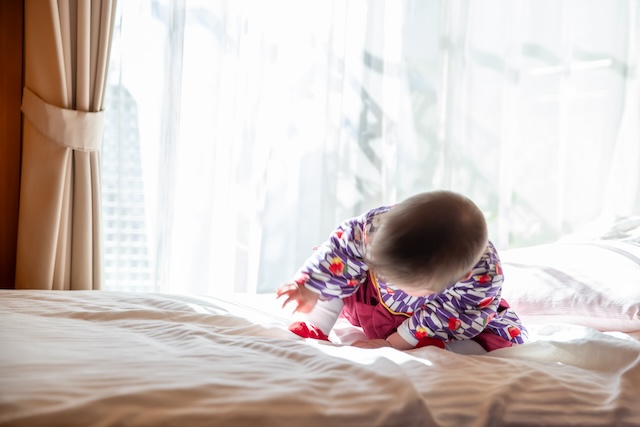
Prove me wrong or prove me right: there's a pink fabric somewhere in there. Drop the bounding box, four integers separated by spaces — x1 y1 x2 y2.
472 331 513 351
340 274 406 340
340 273 514 352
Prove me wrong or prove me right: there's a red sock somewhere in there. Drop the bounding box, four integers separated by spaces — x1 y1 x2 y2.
415 336 446 349
288 321 330 342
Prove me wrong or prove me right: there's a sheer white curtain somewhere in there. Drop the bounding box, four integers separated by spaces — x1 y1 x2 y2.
102 0 640 294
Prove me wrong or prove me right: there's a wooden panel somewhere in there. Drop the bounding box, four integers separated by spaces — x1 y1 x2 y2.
0 0 24 289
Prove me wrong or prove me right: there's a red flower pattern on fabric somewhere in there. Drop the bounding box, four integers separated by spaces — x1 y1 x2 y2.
448 318 462 330
328 257 345 276
508 326 521 338
415 326 428 340
478 296 494 309
475 274 491 284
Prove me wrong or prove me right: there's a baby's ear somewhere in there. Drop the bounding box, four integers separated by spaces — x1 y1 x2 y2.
460 271 473 281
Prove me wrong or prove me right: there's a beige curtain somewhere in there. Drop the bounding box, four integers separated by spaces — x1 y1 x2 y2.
15 0 116 290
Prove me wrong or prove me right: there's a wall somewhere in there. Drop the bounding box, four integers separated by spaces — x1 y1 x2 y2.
0 1 24 289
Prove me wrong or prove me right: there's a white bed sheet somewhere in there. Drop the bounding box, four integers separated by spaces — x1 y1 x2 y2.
1 290 639 427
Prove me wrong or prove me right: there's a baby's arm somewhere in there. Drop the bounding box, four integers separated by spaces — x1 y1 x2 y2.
293 211 375 300
385 332 415 350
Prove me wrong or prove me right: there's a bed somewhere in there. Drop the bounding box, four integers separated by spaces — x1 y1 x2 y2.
2 219 640 427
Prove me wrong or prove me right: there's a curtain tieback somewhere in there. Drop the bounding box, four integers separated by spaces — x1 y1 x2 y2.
20 87 104 152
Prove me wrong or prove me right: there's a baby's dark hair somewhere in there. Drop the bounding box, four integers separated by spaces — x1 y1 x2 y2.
367 191 488 292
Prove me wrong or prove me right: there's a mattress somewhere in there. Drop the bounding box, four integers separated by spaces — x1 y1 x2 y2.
1 289 639 427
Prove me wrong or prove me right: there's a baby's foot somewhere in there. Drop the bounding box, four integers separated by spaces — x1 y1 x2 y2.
288 321 330 342
415 336 446 349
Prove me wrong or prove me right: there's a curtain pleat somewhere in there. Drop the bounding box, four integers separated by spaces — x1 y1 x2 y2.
15 0 116 290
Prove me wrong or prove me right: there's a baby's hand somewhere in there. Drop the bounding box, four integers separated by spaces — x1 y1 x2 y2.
276 281 320 313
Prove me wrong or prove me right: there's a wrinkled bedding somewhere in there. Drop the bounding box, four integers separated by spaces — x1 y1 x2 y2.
1 290 639 427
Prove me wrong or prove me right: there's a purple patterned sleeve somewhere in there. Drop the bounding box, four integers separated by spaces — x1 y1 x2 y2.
294 212 372 300
397 242 514 346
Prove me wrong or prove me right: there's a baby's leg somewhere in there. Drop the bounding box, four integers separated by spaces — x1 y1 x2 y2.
301 298 344 334
289 298 344 341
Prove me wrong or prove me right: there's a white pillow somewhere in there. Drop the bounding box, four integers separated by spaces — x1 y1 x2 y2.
500 241 640 332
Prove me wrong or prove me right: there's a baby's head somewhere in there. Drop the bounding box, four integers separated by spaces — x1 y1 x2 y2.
367 191 488 295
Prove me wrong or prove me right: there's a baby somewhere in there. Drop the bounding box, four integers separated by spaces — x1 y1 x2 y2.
277 190 527 351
